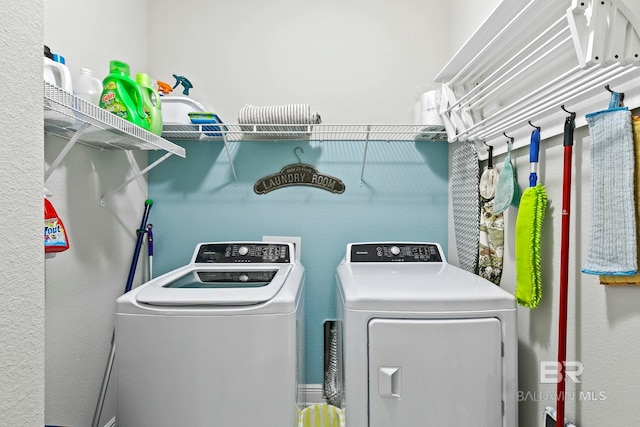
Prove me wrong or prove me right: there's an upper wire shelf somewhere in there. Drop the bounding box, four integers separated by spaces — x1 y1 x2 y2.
44 81 185 156
162 123 448 142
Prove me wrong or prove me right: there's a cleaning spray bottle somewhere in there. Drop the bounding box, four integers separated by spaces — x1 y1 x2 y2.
136 73 163 135
44 198 70 253
99 60 148 130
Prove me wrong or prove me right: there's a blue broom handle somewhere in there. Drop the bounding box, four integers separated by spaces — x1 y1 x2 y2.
529 129 540 187
124 199 153 293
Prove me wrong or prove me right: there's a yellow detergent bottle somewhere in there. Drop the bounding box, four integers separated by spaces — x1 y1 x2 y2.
99 60 148 130
136 73 163 136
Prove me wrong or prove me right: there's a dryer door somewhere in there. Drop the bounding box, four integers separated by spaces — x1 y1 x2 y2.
368 318 503 427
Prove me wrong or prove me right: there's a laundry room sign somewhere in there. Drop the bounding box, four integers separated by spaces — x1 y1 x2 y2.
254 163 345 194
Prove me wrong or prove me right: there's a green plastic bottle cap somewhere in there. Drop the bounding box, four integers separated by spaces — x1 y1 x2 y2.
110 60 130 75
136 73 151 86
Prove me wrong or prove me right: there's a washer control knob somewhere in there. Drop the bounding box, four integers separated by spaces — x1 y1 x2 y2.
239 274 249 282
390 246 401 256
238 246 249 256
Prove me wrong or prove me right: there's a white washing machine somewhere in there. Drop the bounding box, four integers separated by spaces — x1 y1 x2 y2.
115 242 305 427
336 242 517 427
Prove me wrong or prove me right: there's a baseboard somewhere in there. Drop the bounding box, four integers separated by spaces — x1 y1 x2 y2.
104 417 116 427
301 383 327 406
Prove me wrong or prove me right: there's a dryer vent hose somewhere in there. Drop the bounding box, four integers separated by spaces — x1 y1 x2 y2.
324 323 342 408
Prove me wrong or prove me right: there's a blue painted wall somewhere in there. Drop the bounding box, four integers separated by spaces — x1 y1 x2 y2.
148 138 449 383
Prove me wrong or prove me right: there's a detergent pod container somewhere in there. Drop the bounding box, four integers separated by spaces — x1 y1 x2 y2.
44 198 70 254
161 96 206 125
99 60 148 130
136 73 163 136
44 45 75 126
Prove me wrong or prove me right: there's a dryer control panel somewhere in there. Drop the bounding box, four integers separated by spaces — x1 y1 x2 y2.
348 243 443 263
193 243 291 263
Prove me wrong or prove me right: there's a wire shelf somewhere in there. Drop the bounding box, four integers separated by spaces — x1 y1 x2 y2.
44 81 185 157
162 123 448 142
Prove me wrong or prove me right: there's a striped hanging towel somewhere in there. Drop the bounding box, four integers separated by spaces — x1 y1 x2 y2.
600 116 640 283
582 107 637 276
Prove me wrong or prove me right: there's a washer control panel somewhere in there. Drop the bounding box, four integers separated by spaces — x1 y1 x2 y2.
194 243 291 263
348 243 443 263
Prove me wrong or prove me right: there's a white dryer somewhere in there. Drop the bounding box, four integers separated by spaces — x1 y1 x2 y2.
116 242 305 427
336 242 517 427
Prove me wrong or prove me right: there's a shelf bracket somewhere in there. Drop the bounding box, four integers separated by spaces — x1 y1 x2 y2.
100 152 174 206
360 125 371 184
45 123 92 182
221 132 238 183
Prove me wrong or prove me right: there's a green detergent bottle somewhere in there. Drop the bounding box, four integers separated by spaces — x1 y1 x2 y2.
99 60 148 130
136 73 163 136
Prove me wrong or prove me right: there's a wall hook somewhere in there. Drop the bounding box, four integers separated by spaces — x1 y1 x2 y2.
294 147 304 163
503 132 514 143
561 105 576 118
605 84 625 105
560 105 575 115
528 120 541 131
483 141 494 168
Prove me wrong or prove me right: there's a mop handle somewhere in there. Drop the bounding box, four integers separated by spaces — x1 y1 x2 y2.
529 128 540 187
563 113 575 147
147 224 153 257
124 199 153 293
147 224 154 280
556 113 575 427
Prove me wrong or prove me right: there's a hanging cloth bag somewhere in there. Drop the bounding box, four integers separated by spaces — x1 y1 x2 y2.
478 145 504 285
493 140 521 214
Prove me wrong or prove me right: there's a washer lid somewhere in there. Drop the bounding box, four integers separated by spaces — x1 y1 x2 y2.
337 263 515 311
136 264 292 306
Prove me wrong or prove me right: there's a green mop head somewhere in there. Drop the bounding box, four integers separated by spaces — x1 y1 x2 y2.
515 184 548 308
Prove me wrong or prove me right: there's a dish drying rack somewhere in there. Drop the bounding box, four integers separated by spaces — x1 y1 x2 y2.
435 0 640 158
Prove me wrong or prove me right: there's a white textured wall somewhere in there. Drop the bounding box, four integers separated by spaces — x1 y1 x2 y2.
0 2 45 426
44 0 149 425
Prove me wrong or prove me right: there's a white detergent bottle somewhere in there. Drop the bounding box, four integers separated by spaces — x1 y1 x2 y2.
74 68 102 105
44 54 73 93
43 47 75 125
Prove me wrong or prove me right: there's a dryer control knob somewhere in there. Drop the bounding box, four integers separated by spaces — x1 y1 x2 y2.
239 274 249 282
238 246 249 256
390 246 401 256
